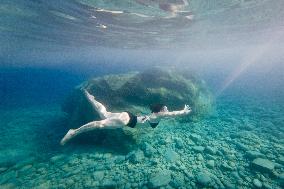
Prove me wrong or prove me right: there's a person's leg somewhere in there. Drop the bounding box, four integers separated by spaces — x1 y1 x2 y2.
60 116 127 145
60 120 106 145
83 90 110 119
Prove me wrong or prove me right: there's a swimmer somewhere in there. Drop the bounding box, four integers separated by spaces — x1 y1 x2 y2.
147 103 191 128
60 90 191 145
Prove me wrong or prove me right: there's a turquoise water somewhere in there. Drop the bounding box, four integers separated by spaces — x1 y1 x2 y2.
0 66 283 188
1 0 284 188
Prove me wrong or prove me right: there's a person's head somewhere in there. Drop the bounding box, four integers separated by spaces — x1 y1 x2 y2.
150 103 168 113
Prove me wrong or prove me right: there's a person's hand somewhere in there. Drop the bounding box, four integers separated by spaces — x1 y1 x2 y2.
183 104 192 114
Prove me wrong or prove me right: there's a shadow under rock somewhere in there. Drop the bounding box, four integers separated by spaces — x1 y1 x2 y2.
34 114 137 157
68 129 138 155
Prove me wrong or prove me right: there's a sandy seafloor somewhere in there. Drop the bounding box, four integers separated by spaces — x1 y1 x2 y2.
0 85 283 189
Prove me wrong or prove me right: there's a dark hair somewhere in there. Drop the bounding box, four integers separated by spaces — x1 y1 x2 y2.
150 103 165 113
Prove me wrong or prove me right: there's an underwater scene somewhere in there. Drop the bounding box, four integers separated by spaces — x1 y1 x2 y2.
1 0 284 188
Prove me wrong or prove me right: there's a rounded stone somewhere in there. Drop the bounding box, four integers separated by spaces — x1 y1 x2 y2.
196 172 211 186
206 160 215 168
149 170 172 188
253 179 262 188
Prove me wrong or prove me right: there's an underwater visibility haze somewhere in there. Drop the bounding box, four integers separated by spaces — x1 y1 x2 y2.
0 0 284 188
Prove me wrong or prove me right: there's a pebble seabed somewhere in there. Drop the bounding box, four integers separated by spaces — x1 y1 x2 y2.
0 96 283 189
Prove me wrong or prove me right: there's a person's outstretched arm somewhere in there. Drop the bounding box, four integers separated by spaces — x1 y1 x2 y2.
137 115 150 124
156 105 191 118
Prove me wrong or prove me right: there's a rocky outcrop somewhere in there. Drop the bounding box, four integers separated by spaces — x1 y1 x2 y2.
62 68 213 128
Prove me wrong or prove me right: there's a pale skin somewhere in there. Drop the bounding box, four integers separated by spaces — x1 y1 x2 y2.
60 90 191 145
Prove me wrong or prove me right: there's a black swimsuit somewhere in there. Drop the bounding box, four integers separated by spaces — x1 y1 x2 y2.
125 111 159 129
149 121 159 128
125 111 137 128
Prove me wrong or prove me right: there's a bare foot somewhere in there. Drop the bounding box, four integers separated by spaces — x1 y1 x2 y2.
60 129 76 145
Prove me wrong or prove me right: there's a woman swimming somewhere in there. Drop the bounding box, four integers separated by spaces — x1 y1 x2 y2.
147 103 191 128
60 90 191 145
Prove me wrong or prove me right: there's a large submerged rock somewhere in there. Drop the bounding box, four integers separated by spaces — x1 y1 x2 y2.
62 68 212 127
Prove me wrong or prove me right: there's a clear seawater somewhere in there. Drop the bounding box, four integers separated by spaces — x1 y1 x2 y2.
1 0 284 189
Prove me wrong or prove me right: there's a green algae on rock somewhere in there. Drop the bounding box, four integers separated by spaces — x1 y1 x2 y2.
62 68 213 127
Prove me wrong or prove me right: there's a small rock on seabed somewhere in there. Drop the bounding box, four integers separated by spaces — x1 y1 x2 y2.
252 158 275 173
149 170 172 188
